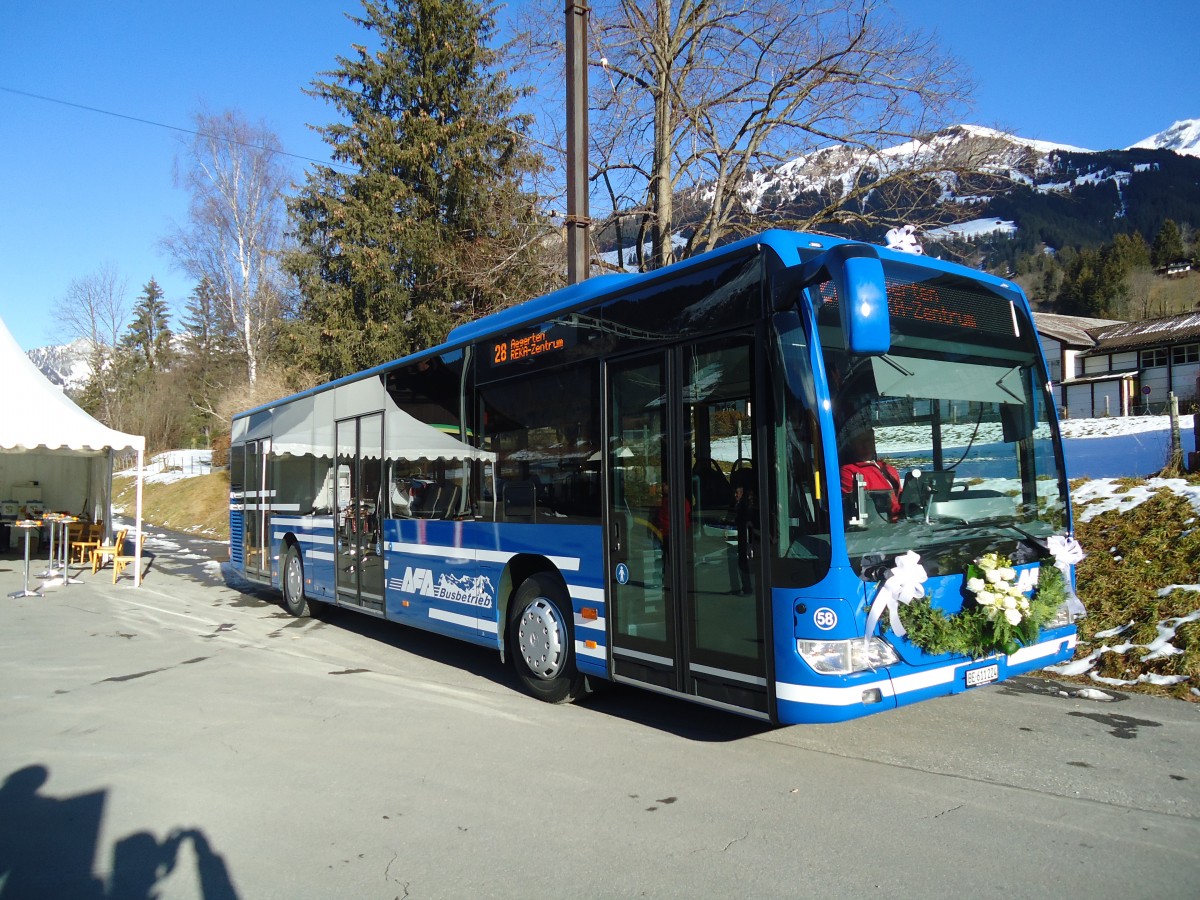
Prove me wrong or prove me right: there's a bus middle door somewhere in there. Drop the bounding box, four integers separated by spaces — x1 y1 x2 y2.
335 413 384 613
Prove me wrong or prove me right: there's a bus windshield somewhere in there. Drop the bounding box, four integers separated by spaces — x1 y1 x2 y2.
818 266 1069 576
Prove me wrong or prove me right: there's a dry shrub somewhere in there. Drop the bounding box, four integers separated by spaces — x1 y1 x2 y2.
210 364 324 451
113 472 231 540
1073 481 1200 700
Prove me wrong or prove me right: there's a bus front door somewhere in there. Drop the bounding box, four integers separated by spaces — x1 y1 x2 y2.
335 414 384 613
608 354 679 691
607 337 769 716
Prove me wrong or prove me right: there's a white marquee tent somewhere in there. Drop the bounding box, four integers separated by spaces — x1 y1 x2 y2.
0 316 145 586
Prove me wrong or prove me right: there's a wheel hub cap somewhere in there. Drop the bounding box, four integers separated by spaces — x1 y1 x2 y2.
517 598 566 680
286 555 303 600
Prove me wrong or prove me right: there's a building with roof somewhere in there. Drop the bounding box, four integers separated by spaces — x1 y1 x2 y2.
1034 311 1200 418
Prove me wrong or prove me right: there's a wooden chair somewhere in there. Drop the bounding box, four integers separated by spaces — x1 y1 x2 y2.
112 533 148 583
70 523 103 565
91 528 129 574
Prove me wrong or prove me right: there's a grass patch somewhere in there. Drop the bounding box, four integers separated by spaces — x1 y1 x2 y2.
1072 476 1200 701
113 472 230 540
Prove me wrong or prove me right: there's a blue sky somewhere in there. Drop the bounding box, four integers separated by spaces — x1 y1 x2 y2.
1 0 1195 351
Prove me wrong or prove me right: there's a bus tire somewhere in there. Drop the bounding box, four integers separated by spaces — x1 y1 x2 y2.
281 544 311 618
509 573 584 704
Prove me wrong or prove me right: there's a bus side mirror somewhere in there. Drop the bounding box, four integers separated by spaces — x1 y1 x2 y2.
780 243 891 355
1000 403 1031 443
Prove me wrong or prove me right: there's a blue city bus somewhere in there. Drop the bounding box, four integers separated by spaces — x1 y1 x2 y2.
229 229 1081 724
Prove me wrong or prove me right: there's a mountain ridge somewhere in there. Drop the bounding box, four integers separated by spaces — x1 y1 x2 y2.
1129 118 1200 156
728 119 1200 265
27 339 92 393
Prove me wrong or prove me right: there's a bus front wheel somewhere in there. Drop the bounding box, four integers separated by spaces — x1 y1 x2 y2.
281 544 311 618
509 573 584 704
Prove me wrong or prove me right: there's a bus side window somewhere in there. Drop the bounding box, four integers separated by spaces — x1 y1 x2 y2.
383 351 471 520
478 364 601 526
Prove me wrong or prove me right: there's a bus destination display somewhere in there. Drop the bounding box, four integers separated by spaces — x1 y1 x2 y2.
492 330 565 365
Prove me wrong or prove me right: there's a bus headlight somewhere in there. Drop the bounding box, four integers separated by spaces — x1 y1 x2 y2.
797 638 900 675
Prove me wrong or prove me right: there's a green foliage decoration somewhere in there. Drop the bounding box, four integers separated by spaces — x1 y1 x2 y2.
893 557 1067 659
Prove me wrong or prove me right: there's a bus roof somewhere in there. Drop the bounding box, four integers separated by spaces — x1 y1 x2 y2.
233 229 1022 421
441 229 829 346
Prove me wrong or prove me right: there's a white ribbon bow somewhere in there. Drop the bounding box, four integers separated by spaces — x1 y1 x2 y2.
865 551 928 638
1047 533 1087 618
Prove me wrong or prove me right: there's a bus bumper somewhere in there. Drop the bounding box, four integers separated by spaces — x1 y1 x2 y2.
773 629 1078 725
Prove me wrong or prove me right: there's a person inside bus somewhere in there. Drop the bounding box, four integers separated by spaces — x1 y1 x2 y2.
390 475 413 517
650 479 691 548
728 466 757 595
839 424 902 523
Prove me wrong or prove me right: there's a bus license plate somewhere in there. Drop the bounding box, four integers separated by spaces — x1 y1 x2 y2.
966 663 999 687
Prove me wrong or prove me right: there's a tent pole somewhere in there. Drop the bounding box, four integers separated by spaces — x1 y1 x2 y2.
106 451 114 539
134 443 144 587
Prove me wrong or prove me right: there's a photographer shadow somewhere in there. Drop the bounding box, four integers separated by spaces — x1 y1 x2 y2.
0 764 237 899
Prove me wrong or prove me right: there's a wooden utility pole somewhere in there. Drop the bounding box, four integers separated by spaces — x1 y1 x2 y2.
565 1 590 283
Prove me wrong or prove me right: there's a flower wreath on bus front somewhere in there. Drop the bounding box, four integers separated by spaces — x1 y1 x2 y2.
867 536 1086 658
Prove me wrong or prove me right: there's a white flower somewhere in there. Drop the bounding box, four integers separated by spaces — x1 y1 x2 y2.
967 577 986 593
985 569 1005 584
976 590 997 606
1003 596 1017 610
1004 607 1022 626
998 567 1016 581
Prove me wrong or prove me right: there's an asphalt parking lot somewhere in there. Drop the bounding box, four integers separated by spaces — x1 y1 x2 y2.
2 528 1199 899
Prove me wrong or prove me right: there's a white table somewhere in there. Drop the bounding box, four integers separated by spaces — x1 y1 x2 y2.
8 520 43 598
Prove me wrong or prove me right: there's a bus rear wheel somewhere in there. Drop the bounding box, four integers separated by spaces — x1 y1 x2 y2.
281 544 311 618
509 573 584 704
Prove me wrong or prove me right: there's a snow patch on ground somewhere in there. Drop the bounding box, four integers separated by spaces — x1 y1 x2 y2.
118 450 213 484
1045 609 1200 685
925 218 1017 240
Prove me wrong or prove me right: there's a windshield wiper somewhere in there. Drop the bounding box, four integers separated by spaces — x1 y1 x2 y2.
964 516 1047 542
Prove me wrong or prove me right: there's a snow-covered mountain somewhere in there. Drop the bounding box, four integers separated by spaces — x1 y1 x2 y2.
742 121 1200 215
736 123 1090 215
702 119 1200 257
27 339 92 393
1128 119 1200 157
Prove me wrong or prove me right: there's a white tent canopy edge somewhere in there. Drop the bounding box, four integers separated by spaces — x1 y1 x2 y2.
0 316 145 586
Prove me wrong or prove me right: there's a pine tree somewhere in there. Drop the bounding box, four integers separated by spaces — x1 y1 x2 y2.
1054 236 1149 319
178 277 241 446
1150 219 1185 267
1110 231 1151 270
288 0 556 378
122 278 173 371
179 277 235 364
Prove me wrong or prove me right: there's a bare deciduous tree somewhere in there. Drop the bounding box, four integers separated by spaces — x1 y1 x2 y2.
520 0 993 270
165 109 292 384
54 262 128 352
53 263 129 421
